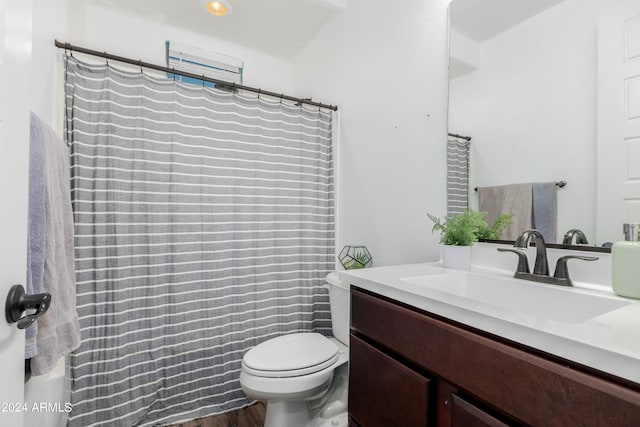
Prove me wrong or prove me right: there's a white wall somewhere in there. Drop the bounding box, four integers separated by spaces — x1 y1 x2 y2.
449 0 599 243
78 3 296 95
293 0 451 266
449 30 479 79
30 0 85 133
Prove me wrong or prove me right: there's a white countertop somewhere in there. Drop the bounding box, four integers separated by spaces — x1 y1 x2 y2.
340 262 640 385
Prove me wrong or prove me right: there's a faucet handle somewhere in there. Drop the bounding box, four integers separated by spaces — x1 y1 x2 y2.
497 248 530 274
552 255 598 286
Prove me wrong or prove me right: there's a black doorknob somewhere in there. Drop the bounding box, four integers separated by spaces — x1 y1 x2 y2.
5 284 51 329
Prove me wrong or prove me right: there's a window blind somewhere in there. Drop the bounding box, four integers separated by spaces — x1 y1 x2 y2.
166 41 243 87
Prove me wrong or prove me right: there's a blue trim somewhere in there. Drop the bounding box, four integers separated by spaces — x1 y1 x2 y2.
167 55 239 74
168 73 216 88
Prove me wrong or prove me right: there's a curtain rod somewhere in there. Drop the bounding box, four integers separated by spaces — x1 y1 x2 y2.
54 40 338 111
474 181 567 192
448 132 471 141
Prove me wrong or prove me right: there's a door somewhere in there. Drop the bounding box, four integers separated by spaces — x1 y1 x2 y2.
597 0 640 243
0 0 34 425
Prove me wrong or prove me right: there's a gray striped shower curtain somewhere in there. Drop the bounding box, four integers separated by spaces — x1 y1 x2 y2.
64 56 334 426
446 135 471 216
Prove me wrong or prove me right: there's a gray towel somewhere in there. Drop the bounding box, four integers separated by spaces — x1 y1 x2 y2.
30 113 81 376
532 182 558 243
478 183 532 240
26 113 47 358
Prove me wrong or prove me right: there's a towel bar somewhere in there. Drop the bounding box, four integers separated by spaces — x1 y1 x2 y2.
5 284 51 329
474 181 566 192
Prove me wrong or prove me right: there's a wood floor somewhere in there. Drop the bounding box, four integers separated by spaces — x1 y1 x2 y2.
168 403 266 427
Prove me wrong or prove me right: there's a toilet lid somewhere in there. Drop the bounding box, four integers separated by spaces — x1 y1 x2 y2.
243 333 339 378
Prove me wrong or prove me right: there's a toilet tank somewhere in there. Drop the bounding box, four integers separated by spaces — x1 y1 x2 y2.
325 272 350 346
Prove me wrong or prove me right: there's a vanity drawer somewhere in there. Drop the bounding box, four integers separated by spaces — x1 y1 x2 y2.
348 334 432 427
451 394 509 427
350 287 640 427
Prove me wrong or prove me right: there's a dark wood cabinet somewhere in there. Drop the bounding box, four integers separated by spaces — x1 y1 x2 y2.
348 334 432 427
450 395 509 427
348 287 640 427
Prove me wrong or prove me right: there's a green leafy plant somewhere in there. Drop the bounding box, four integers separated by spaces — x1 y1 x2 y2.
428 209 487 246
352 249 370 267
343 250 369 269
428 210 514 246
475 213 514 240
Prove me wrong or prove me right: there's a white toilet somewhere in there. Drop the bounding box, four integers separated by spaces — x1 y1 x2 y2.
240 273 350 427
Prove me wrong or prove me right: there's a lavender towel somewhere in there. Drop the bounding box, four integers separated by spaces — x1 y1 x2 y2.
30 113 81 376
26 113 47 358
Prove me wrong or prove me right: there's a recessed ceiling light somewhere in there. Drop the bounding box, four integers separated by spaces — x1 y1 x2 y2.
201 0 233 17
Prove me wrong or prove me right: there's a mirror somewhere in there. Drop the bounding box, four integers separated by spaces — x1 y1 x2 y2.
448 0 611 248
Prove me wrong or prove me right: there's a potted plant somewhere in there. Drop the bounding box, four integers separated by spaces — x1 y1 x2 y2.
428 210 513 270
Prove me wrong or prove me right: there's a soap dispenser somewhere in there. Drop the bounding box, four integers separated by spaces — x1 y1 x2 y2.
612 223 640 299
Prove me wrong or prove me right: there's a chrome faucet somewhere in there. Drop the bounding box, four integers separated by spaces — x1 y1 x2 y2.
498 229 598 287
562 229 589 245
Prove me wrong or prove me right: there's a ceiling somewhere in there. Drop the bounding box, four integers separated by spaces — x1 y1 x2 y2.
450 0 567 42
90 0 568 60
90 0 345 59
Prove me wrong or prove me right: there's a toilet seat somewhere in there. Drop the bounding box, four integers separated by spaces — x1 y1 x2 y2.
243 333 339 378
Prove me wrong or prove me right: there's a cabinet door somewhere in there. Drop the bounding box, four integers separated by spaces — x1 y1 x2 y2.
451 395 510 427
348 334 431 427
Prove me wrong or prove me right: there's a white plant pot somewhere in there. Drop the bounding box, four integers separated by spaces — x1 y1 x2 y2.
442 244 472 270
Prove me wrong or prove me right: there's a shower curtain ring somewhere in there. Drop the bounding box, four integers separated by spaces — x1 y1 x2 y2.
138 59 143 74
202 75 206 87
103 51 108 66
257 88 261 99
280 93 284 103
172 68 176 81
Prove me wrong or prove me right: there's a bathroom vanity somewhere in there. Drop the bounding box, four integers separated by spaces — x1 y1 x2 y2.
341 255 640 427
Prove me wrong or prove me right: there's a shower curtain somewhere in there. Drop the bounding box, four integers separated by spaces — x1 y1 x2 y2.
446 134 471 216
64 56 334 426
